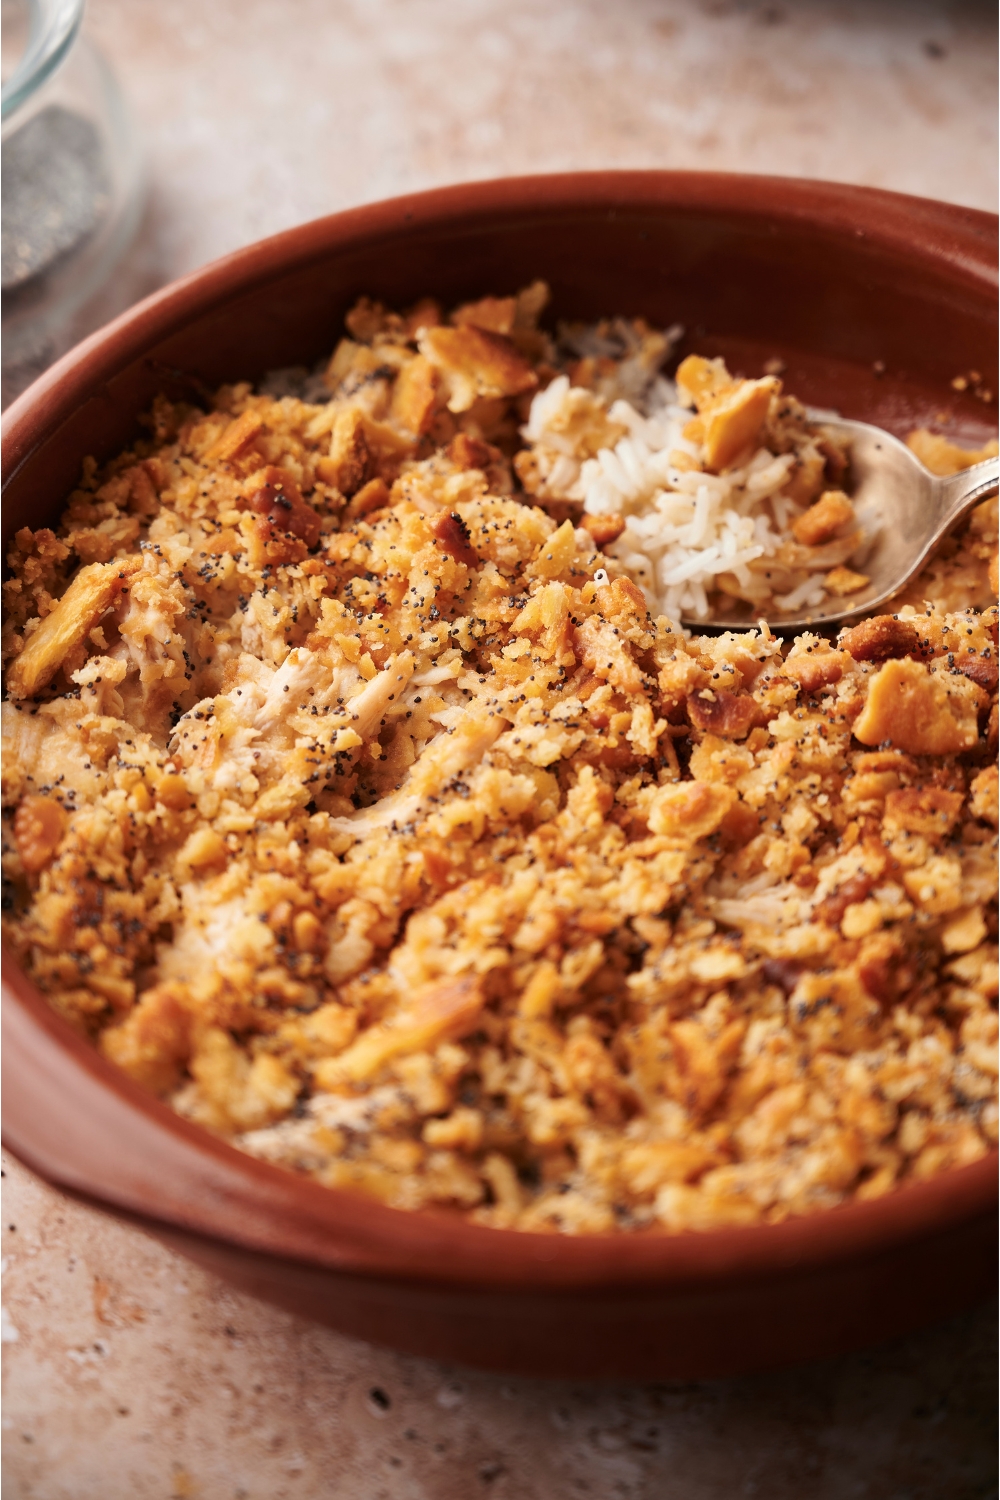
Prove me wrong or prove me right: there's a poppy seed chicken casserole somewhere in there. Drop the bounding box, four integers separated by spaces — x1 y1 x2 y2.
3 284 998 1235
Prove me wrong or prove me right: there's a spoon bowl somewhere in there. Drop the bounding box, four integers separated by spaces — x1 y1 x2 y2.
683 418 998 633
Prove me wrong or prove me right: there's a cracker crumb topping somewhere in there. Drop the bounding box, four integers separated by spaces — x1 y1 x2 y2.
3 287 997 1234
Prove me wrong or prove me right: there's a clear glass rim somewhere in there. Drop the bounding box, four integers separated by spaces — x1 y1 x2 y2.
1 0 85 121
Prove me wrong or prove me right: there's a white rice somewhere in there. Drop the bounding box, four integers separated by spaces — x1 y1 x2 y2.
523 373 866 624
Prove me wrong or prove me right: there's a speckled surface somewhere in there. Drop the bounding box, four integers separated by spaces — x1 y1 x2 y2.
2 0 998 1494
25 0 1000 379
2 1149 997 1500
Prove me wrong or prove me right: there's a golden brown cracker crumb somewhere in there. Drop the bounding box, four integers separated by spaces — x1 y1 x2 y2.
792 490 855 547
824 565 870 597
3 289 996 1237
840 615 925 664
907 429 999 477
854 657 981 755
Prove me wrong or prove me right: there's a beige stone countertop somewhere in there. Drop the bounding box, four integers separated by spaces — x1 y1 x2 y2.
3 1148 996 1500
3 1 997 1495
12 0 999 380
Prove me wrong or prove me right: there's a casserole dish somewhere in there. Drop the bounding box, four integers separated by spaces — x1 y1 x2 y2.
3 172 996 1377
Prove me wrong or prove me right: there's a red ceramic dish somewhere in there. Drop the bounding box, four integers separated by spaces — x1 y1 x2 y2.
3 172 997 1379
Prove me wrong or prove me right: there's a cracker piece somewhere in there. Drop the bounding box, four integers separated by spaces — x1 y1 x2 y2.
246 466 322 546
853 657 980 755
529 519 577 580
580 513 626 546
969 766 999 825
824 565 869 597
646 779 736 840
7 556 143 698
344 477 391 521
451 295 517 334
328 407 373 496
513 280 550 328
619 1141 719 1194
783 650 847 694
100 984 194 1094
572 612 644 693
446 432 499 472
840 615 924 663
792 490 855 546
907 429 999 477
13 794 67 872
675 354 734 411
702 377 780 472
433 511 479 567
206 408 264 464
670 1015 745 1115
955 653 999 694
419 325 537 413
668 449 702 474
390 353 441 435
314 976 484 1087
882 786 964 838
686 685 758 739
788 972 881 1053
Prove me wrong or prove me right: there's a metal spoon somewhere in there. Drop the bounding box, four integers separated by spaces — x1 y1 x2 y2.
682 417 999 633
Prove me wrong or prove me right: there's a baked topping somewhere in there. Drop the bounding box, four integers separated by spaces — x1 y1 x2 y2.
3 285 996 1234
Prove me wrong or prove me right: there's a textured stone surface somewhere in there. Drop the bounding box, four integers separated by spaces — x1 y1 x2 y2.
2 1149 997 1500
3 0 998 1493
55 0 1000 360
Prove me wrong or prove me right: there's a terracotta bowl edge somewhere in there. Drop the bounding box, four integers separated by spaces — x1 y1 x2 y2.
3 171 997 479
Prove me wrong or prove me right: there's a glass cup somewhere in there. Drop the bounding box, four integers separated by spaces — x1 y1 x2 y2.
2 0 143 401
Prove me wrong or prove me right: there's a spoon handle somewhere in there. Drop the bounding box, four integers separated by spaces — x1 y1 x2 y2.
935 456 1000 530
